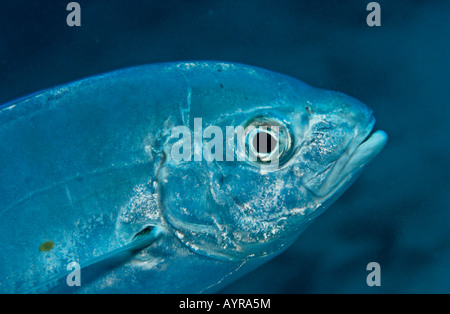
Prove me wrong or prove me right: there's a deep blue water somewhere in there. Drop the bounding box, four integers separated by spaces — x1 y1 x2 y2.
0 0 449 293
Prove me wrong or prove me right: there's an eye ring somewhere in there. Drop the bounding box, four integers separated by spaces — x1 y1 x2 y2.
236 115 294 166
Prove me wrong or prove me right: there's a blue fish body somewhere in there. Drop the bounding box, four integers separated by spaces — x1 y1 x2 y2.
0 62 387 293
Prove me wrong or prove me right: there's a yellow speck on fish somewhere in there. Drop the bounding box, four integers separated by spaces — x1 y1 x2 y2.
39 241 55 252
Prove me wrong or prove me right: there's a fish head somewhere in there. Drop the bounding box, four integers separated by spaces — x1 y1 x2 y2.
159 64 387 261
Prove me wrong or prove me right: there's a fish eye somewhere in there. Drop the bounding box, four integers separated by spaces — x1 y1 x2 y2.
252 131 278 154
238 115 294 166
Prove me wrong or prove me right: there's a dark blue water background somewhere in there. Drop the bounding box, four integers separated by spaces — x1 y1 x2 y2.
0 0 448 293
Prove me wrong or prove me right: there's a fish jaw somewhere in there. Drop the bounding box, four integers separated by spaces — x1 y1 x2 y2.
315 127 388 199
341 130 388 177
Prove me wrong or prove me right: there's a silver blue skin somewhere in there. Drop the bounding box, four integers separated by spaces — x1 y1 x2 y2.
0 62 387 293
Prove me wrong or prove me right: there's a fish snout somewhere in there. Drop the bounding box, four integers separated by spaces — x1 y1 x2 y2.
300 89 388 198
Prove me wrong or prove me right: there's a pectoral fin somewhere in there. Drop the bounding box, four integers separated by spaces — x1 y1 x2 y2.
26 225 164 294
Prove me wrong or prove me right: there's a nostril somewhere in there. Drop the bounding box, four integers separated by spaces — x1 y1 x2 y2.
218 173 224 184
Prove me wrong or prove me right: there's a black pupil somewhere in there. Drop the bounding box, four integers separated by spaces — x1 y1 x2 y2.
253 132 277 154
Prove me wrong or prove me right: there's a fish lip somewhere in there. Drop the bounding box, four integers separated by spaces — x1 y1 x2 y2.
313 118 388 198
348 128 388 169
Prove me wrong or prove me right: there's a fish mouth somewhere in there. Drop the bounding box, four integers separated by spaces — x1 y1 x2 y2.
338 129 388 184
314 121 388 198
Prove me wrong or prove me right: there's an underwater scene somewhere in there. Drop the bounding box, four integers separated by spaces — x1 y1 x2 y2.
0 1 449 294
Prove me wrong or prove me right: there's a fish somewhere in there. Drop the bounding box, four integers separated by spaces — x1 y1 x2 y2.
0 61 387 293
